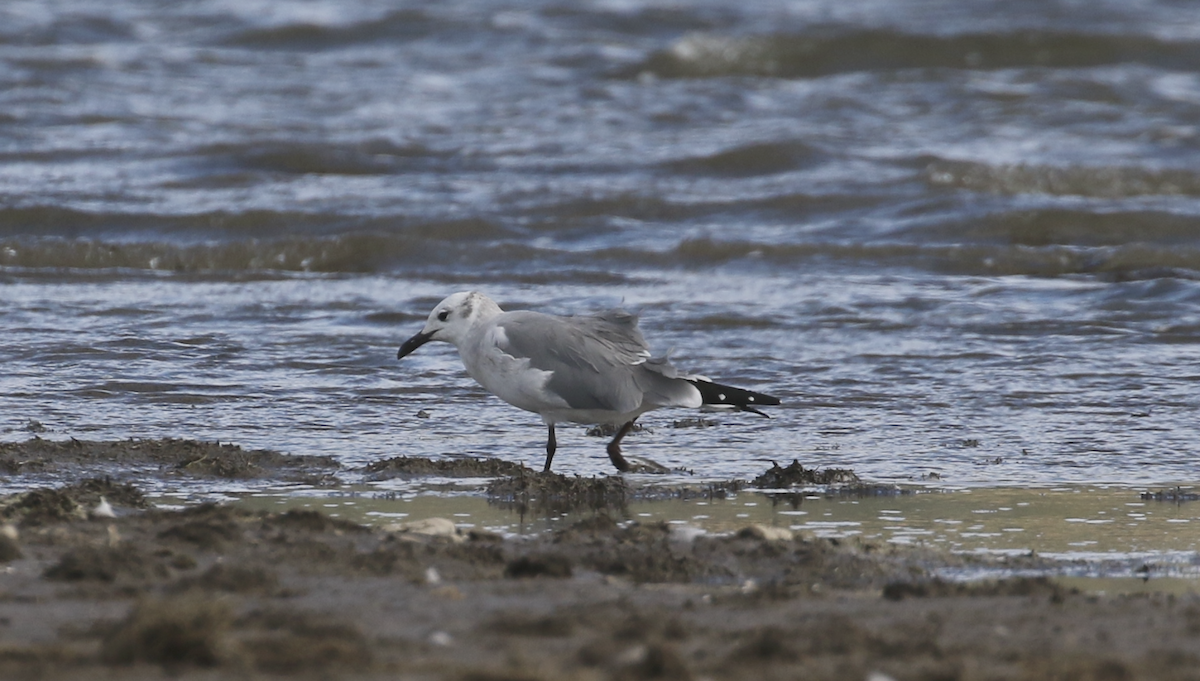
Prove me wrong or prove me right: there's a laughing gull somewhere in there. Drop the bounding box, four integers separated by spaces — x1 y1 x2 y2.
396 291 780 473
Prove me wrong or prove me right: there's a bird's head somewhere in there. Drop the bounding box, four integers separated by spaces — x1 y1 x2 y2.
397 291 501 359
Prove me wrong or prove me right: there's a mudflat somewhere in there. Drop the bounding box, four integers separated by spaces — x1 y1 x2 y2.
1 438 1198 680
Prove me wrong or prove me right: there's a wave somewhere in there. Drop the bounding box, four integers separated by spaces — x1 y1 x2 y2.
659 141 827 178
215 140 459 177
639 237 1200 281
0 234 649 286
633 29 1200 79
3 202 1199 281
0 233 415 274
0 14 134 46
4 231 1199 282
524 192 875 229
923 158 1200 198
0 207 511 241
912 208 1200 247
164 139 475 180
536 4 735 36
220 10 436 50
0 217 516 275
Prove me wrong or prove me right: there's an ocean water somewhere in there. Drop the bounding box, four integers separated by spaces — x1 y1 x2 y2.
3 0 1200 488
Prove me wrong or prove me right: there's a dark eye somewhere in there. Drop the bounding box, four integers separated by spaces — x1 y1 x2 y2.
437 310 450 322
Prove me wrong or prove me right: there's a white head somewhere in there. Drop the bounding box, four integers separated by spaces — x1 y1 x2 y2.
397 291 502 358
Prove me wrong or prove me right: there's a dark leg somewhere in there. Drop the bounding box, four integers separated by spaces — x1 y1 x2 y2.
543 424 557 472
605 420 637 472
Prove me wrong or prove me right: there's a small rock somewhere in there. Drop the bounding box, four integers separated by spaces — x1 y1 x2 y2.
585 422 645 437
615 644 647 666
0 525 20 562
91 496 116 519
428 630 453 647
625 457 672 474
431 585 464 600
504 554 573 579
671 417 718 428
383 517 463 543
616 643 692 680
467 529 504 542
669 524 706 545
752 459 860 488
424 566 442 585
738 524 793 542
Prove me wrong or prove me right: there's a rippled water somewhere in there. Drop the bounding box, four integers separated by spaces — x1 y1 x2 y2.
2 0 1200 487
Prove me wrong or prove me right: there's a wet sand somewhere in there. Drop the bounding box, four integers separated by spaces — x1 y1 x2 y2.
1 438 1199 680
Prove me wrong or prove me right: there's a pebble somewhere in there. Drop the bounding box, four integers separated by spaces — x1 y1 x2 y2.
382 517 463 543
668 524 706 545
90 496 116 519
739 524 793 542
431 585 464 600
428 630 453 647
615 644 647 666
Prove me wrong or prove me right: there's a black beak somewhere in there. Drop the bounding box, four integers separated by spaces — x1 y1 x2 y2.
397 330 434 360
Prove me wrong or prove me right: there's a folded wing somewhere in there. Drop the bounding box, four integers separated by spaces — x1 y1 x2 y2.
495 309 652 414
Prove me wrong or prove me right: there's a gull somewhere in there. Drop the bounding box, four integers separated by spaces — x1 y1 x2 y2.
396 291 780 473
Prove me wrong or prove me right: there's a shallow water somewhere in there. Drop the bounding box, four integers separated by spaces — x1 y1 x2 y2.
219 485 1200 588
2 0 1200 491
221 485 1200 555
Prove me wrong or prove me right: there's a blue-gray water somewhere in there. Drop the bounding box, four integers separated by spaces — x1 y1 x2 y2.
3 0 1200 487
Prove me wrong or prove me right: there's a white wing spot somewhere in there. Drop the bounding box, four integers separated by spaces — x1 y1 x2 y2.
718 393 726 401
748 396 755 402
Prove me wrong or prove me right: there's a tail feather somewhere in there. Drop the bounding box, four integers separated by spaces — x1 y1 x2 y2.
687 379 780 418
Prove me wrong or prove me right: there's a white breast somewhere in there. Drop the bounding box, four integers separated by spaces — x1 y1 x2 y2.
458 324 569 415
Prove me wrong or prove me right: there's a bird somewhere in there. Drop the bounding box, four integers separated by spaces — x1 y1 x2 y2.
396 291 780 473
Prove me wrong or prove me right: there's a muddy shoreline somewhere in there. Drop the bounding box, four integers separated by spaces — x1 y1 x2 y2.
1 438 1199 680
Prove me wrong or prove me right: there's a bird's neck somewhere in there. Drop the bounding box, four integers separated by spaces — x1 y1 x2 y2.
470 294 504 322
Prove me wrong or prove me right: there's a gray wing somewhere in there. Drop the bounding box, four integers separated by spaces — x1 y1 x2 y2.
495 309 651 413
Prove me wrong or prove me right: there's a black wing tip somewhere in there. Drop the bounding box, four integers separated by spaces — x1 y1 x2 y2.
750 393 782 407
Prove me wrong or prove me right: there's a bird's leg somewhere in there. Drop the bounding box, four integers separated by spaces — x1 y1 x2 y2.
543 423 557 472
606 420 637 472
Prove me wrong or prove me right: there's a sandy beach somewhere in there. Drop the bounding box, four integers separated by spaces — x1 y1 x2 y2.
1 438 1198 680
